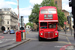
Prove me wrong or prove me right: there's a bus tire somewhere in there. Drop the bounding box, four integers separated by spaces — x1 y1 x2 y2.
55 37 58 41
39 36 42 41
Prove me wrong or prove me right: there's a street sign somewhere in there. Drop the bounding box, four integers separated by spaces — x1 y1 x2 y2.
64 22 66 25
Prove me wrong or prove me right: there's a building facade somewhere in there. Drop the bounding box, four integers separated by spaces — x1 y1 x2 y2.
54 0 71 31
0 8 18 31
54 0 62 10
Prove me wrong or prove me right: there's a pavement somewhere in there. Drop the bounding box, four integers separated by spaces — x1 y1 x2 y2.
0 39 30 50
0 30 30 50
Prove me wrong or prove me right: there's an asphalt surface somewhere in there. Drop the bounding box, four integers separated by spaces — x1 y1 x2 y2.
10 29 75 50
0 31 16 48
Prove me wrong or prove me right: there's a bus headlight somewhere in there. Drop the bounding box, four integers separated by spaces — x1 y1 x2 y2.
41 33 43 35
55 33 57 35
44 15 46 17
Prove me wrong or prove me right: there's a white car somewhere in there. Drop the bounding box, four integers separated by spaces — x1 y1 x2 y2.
3 30 8 34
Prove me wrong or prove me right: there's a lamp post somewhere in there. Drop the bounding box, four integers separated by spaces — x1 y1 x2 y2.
17 0 20 30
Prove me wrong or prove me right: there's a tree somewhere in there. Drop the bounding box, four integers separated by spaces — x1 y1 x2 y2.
26 22 33 28
29 4 40 24
41 0 56 7
57 9 66 27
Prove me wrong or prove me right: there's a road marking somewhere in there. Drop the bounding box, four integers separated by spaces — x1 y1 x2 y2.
53 41 70 44
60 44 74 50
0 36 4 39
66 37 71 44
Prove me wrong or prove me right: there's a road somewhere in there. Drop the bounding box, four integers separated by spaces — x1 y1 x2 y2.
10 30 75 50
0 31 16 48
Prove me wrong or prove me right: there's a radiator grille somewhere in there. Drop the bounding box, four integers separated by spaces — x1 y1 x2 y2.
44 32 54 38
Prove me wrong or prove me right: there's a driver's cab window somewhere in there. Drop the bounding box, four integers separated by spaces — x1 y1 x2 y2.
40 22 47 29
48 23 56 28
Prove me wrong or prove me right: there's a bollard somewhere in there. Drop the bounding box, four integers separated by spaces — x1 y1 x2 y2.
23 32 26 40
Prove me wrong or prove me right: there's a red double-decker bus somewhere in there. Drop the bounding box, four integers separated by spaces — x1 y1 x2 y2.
39 6 58 41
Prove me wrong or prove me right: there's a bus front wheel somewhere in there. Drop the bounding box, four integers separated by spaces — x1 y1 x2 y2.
39 36 42 41
54 37 58 41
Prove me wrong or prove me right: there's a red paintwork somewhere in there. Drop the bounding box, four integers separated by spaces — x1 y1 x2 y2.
0 36 4 39
16 31 21 42
60 44 72 50
39 6 58 21
39 6 59 39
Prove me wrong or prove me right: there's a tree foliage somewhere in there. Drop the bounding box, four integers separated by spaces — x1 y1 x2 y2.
57 9 65 27
29 0 66 27
29 4 40 24
26 22 33 28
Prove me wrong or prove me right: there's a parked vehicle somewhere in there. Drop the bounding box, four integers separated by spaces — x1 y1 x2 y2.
3 30 8 34
10 29 15 34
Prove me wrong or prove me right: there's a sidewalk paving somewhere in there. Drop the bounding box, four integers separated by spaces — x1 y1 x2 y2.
0 30 30 50
59 31 74 37
0 39 30 50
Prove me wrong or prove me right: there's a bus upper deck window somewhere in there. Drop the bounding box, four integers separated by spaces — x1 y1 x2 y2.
41 9 48 14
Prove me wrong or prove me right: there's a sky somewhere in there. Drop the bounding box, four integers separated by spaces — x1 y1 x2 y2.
0 0 72 24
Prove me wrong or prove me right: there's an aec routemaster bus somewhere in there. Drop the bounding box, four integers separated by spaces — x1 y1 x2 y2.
39 6 58 41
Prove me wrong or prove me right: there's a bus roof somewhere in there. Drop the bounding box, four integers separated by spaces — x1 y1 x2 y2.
40 6 56 10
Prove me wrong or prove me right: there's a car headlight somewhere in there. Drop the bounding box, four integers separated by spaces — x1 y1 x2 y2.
41 33 43 35
55 33 57 35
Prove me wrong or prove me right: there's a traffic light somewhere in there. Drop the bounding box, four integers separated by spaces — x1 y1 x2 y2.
69 0 75 7
69 0 72 7
21 16 23 27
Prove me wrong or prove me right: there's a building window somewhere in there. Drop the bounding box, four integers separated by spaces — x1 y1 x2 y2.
55 1 57 4
7 21 9 24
